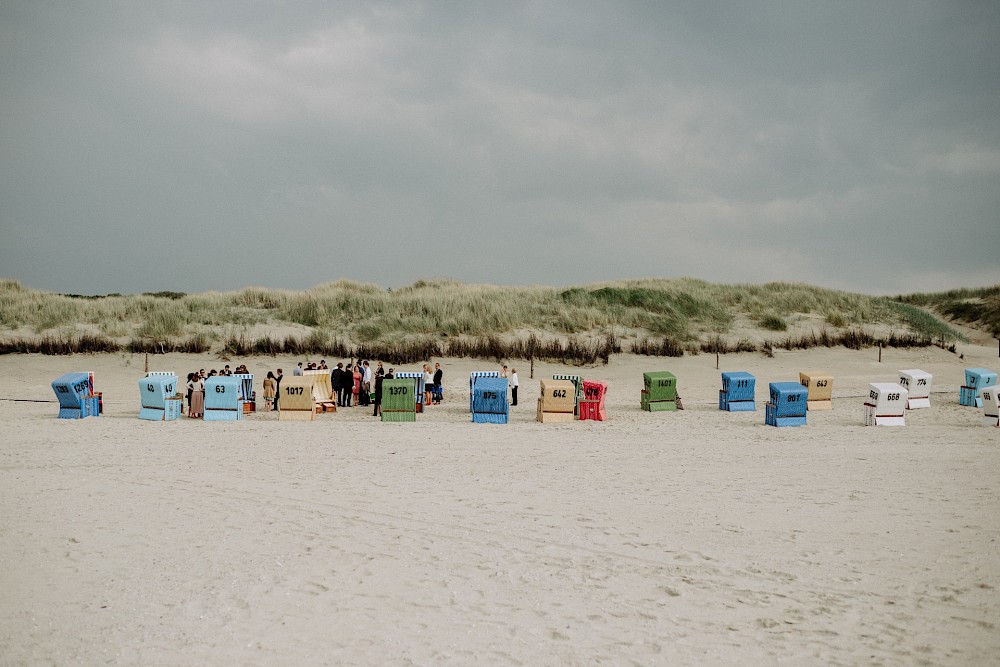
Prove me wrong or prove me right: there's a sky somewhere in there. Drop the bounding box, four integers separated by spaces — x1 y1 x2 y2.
2 1 999 296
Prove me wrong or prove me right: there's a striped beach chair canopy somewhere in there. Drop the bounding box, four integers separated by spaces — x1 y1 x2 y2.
552 374 584 413
395 372 425 405
233 373 254 402
302 369 334 402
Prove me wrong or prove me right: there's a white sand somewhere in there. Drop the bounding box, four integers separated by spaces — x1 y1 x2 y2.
1 344 998 665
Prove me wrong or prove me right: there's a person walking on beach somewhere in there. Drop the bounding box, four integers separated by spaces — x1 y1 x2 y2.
293 362 303 376
510 368 519 406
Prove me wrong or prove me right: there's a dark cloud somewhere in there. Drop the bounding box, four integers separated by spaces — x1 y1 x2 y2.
2 1 998 294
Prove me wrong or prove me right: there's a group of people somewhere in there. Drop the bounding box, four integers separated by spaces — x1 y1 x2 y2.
183 359 524 418
423 363 445 405
183 365 249 418
256 360 370 413
368 362 444 417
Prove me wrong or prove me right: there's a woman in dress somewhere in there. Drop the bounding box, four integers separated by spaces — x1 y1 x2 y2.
352 364 362 407
262 371 277 412
423 364 434 407
189 372 205 418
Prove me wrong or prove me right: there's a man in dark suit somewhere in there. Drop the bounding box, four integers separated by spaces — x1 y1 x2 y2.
331 363 344 406
274 368 283 411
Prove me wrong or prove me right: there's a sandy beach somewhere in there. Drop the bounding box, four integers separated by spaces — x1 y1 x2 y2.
1 343 998 665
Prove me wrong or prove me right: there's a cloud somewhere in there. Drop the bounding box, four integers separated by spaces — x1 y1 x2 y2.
1 1 998 295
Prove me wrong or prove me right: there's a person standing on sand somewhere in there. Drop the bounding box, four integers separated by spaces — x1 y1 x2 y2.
274 368 283 411
423 364 434 406
294 362 303 376
353 364 362 407
433 363 443 404
262 371 277 412
510 368 519 406
185 372 195 415
361 361 372 405
189 373 205 418
340 362 352 407
373 369 385 417
331 363 343 406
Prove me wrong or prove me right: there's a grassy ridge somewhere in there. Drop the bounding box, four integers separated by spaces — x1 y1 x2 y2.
897 286 1000 337
0 278 983 362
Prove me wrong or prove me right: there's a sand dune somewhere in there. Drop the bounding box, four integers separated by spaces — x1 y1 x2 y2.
1 343 998 665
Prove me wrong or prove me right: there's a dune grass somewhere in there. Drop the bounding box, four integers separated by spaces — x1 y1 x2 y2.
898 285 1000 337
0 277 978 363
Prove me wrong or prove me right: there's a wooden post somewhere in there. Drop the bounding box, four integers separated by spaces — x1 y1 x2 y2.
530 356 534 379
144 352 149 373
716 352 719 370
878 344 882 363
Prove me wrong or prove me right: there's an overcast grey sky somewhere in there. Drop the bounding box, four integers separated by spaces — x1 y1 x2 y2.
2 1 998 295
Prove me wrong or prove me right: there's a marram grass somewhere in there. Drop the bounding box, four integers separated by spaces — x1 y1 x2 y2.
0 278 983 362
